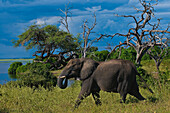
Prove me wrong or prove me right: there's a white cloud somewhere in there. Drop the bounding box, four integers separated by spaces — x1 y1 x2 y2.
35 19 45 25
103 20 115 29
85 6 102 12
30 16 61 25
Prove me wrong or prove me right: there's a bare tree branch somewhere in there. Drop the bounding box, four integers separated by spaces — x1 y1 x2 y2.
58 2 72 33
98 0 169 64
82 13 97 58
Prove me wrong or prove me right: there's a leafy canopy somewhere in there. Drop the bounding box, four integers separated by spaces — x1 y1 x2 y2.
12 24 81 58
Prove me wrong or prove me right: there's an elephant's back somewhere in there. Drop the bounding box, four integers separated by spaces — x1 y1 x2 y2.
93 59 136 92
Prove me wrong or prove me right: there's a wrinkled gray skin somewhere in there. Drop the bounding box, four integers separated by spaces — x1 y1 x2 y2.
57 58 146 108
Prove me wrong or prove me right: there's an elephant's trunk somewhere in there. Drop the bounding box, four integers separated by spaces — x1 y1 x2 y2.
57 76 68 89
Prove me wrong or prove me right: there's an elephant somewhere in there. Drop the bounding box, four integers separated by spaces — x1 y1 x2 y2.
57 58 153 108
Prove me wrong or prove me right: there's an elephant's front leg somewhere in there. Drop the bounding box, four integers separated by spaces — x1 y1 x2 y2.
74 79 92 108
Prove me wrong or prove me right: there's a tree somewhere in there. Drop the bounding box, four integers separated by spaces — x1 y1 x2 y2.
147 45 169 72
59 4 97 58
58 3 72 34
81 13 97 58
12 24 80 68
99 0 170 64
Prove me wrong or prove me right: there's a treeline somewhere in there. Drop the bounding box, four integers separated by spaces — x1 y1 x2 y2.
87 46 169 62
8 46 169 89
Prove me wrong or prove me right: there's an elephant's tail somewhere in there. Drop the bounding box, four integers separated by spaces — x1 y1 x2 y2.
137 73 154 94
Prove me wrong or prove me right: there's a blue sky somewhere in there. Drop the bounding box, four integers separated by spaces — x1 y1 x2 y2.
0 0 170 58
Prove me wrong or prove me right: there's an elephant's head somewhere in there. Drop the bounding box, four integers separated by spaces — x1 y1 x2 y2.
57 58 99 89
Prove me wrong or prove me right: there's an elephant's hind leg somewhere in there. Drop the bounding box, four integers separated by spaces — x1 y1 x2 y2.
118 80 128 103
120 93 127 103
92 92 102 106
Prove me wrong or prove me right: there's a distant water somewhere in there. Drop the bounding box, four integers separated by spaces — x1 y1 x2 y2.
0 60 32 84
0 59 74 86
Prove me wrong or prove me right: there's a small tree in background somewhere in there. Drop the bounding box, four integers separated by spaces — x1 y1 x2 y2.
147 45 169 72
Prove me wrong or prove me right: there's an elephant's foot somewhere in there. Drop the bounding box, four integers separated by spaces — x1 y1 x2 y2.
95 99 102 106
74 100 81 109
119 93 127 103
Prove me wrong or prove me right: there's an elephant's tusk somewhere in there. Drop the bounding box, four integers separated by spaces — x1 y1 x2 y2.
59 76 66 78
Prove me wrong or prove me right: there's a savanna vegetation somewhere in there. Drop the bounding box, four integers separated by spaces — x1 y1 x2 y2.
1 59 170 113
1 0 170 112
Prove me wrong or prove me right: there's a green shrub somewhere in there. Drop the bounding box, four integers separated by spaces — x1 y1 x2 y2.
158 67 169 84
109 47 136 63
16 63 31 75
16 62 57 89
8 62 22 74
136 65 154 87
136 64 169 88
142 54 151 60
88 50 109 61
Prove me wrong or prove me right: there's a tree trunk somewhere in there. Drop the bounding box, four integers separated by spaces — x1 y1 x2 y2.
155 60 161 73
83 41 87 58
135 46 143 65
135 46 151 65
83 48 86 58
118 47 122 59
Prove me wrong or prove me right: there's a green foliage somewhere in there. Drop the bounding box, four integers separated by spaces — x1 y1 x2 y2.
16 63 31 75
141 54 151 60
87 46 98 53
12 24 81 58
136 63 169 88
108 47 153 62
88 50 109 61
109 47 137 63
8 62 22 74
16 62 57 88
165 47 170 59
136 65 154 87
158 67 170 84
120 47 136 63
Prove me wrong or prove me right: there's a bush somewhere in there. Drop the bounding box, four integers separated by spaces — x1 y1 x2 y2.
16 62 57 89
158 67 169 85
109 47 136 63
88 50 109 61
8 62 22 74
16 63 31 75
135 64 170 91
136 65 154 87
141 54 151 60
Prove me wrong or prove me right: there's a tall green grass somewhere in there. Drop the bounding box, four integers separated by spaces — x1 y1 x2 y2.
0 59 169 113
0 81 169 113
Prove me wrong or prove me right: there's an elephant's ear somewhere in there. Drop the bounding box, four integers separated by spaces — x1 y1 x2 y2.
80 59 99 80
